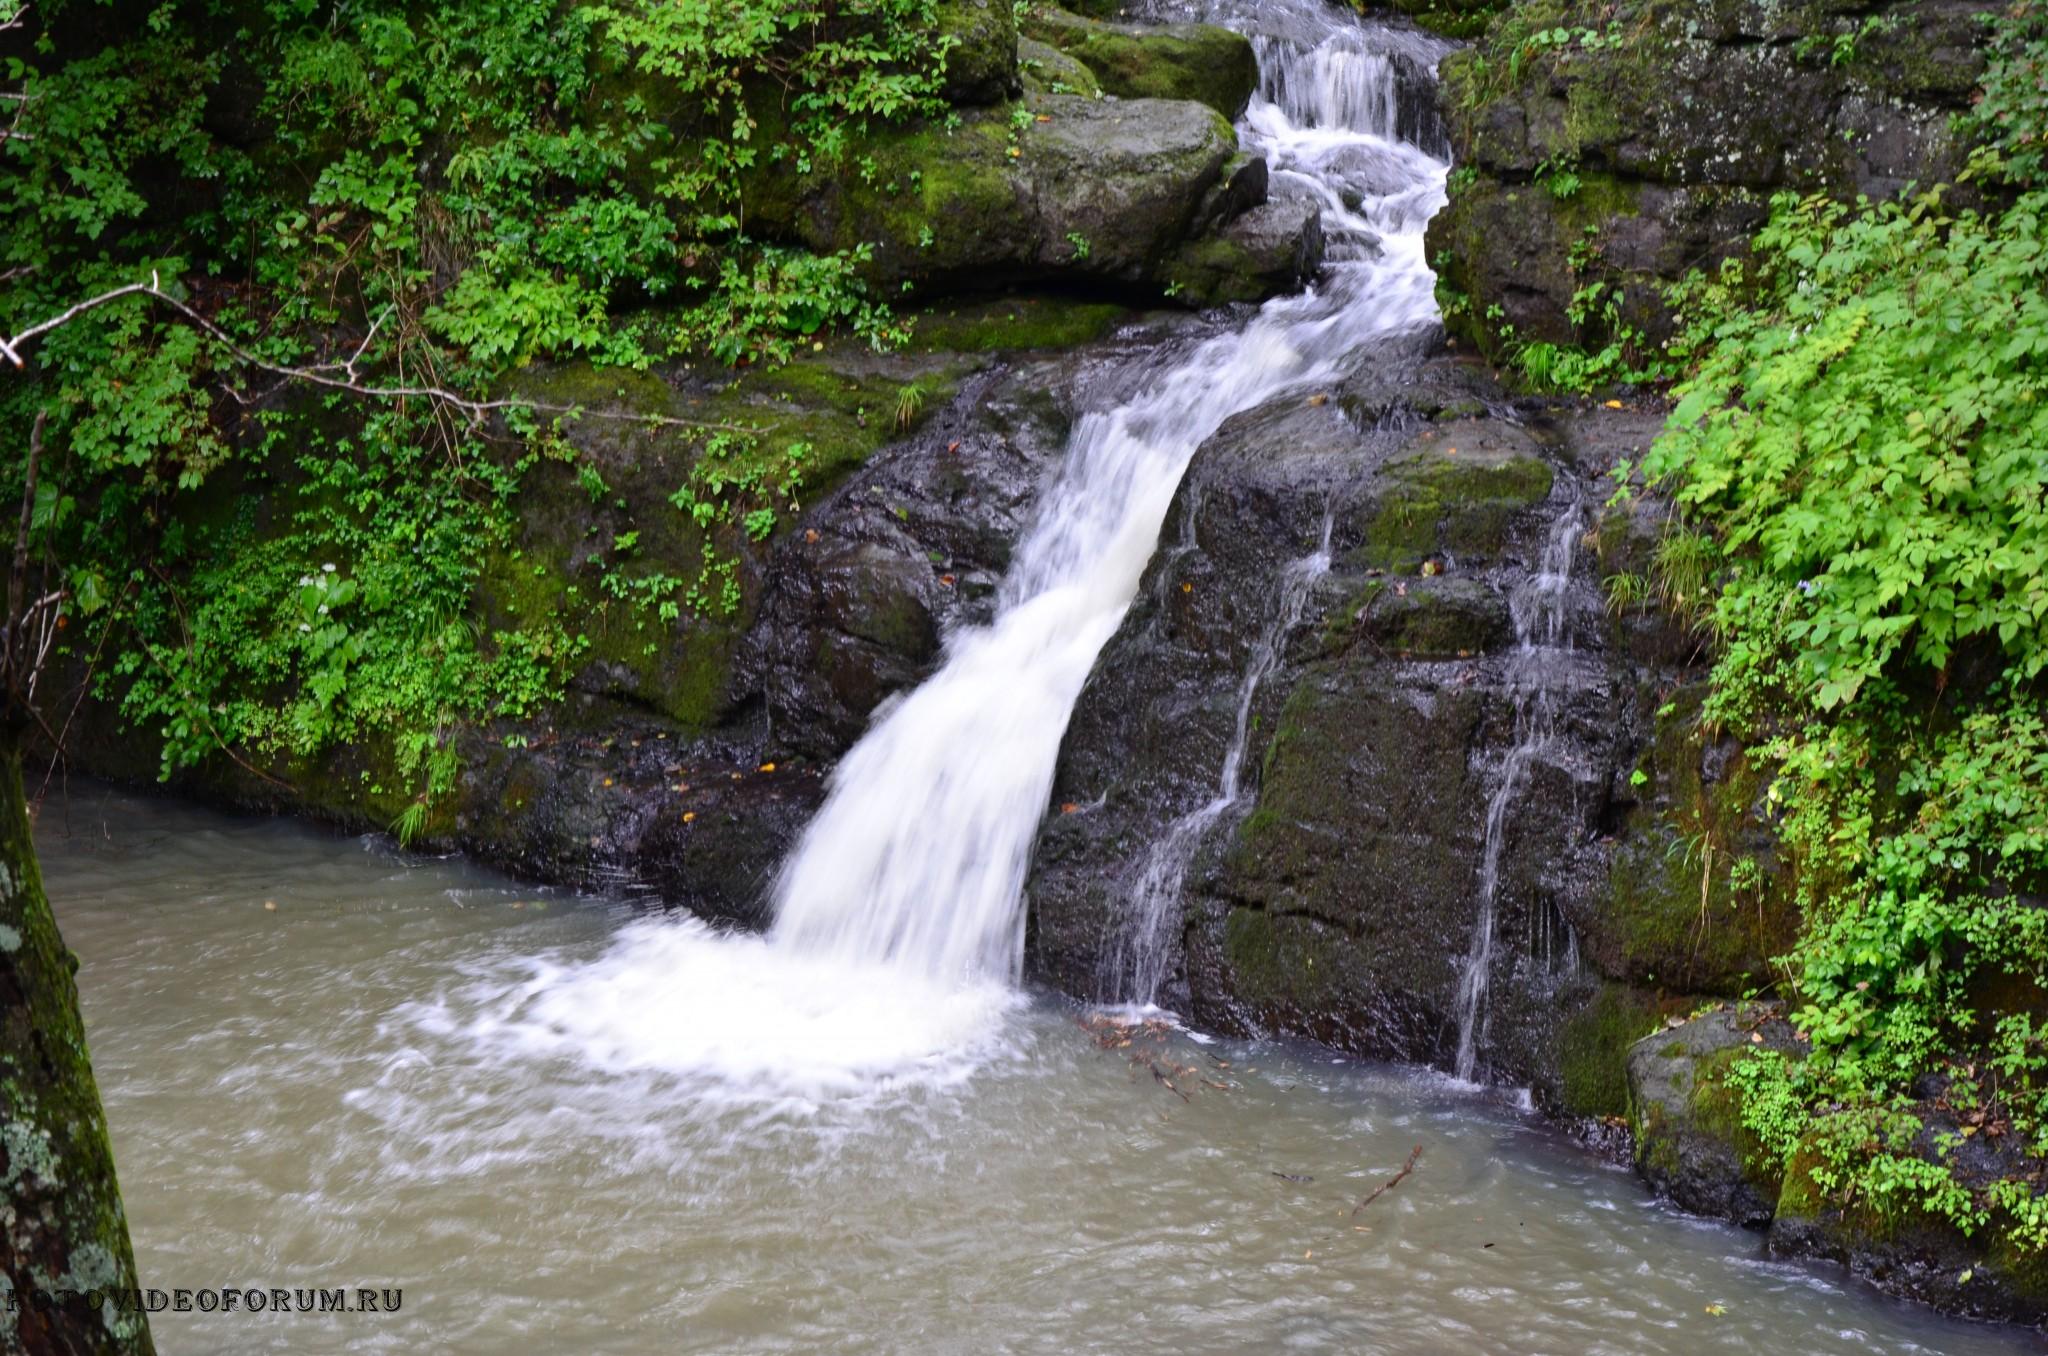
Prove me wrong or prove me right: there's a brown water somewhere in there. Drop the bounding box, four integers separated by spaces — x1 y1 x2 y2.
38 785 2036 1355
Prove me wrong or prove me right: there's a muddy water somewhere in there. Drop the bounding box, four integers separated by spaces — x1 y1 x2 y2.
39 787 2032 1355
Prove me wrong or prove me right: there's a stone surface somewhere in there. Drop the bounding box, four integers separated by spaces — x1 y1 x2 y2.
1428 0 2005 354
1626 1004 1802 1227
1022 7 1260 119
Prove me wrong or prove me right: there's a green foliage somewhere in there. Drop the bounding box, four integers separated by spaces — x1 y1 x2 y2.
1647 189 2048 712
1966 0 2048 184
2 0 963 820
1630 14 2048 1251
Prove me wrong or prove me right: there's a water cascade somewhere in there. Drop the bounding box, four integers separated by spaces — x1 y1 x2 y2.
1451 499 1584 1082
1101 514 1332 1006
492 1 1450 1096
771 15 1447 992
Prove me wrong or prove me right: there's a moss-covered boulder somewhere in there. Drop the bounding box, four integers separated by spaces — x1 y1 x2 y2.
937 0 1022 105
1017 36 1102 98
1769 1125 2048 1326
1429 0 2003 356
1626 1004 1803 1226
1021 6 1259 119
748 92 1268 298
1166 195 1325 305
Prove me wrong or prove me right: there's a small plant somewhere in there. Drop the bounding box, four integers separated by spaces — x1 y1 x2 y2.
1065 231 1091 261
894 382 925 430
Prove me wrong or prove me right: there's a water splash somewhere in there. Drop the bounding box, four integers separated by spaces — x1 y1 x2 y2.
1452 498 1583 1082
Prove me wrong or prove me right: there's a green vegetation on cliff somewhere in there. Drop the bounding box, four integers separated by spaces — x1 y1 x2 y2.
0 0 983 825
1615 0 2048 1263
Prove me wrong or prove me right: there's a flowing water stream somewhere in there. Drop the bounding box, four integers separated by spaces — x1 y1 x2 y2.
42 788 2033 1355
1452 499 1585 1081
37 5 2042 1353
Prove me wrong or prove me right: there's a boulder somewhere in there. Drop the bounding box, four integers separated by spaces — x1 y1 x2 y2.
1625 1005 1801 1227
749 94 1245 296
1021 6 1259 119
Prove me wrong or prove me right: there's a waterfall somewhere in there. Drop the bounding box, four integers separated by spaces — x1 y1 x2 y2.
1451 500 1583 1082
772 17 1445 992
491 2 1450 1096
1103 514 1332 1006
1253 36 1403 140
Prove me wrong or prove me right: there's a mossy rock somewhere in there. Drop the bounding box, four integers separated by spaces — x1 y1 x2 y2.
1021 6 1258 119
1352 418 1554 573
484 347 972 728
937 0 1021 105
1770 1135 2048 1325
1585 683 1800 993
1626 1005 1800 1226
1341 575 1510 660
746 93 1238 296
910 294 1131 352
1017 35 1101 98
1553 983 1662 1119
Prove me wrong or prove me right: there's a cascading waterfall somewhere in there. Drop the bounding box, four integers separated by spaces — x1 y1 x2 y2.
772 13 1446 994
484 2 1450 1097
1451 500 1583 1082
1103 513 1332 1006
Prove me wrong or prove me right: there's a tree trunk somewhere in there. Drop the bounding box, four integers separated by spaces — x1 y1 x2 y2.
0 736 153 1355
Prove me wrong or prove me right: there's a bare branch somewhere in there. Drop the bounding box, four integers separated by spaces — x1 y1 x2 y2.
1 276 757 435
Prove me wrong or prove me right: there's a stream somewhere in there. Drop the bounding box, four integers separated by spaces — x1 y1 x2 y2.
42 787 2033 1354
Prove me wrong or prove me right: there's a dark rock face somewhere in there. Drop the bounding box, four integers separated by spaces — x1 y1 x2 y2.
1026 346 1675 1097
1428 0 2004 352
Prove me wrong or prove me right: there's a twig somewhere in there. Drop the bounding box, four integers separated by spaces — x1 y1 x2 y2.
1351 1144 1422 1217
0 274 758 436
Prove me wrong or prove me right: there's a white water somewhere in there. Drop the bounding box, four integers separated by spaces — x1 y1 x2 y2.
477 3 1449 1100
1452 498 1584 1082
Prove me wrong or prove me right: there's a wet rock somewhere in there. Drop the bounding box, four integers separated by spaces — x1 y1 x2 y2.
1022 7 1260 119
1027 350 1635 1086
1428 0 2004 352
1168 193 1325 304
1626 1005 1802 1227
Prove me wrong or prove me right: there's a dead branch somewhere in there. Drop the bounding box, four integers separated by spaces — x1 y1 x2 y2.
1350 1144 1422 1217
0 273 758 436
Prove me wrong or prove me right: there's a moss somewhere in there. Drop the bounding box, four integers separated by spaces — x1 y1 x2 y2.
1017 35 1101 98
1383 0 1509 38
1556 984 1661 1118
1353 430 1554 572
491 348 972 728
1600 687 1800 991
1367 578 1510 658
911 295 1131 352
1688 1047 1783 1197
1219 905 1341 1009
0 744 152 1351
1021 7 1257 118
